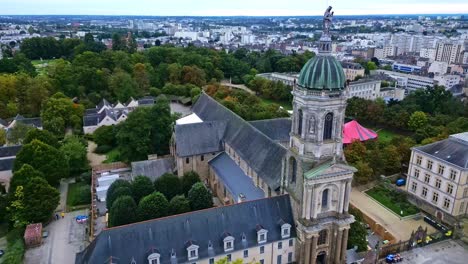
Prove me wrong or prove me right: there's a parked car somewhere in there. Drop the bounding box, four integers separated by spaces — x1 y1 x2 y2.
396 178 406 186
0 249 4 257
386 254 403 263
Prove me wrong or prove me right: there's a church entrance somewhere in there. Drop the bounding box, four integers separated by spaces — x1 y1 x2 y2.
316 251 327 264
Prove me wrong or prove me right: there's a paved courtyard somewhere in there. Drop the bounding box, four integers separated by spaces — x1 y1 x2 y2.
351 189 436 241
398 240 468 264
24 210 88 264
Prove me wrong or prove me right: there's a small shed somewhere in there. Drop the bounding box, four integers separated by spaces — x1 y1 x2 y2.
24 223 42 248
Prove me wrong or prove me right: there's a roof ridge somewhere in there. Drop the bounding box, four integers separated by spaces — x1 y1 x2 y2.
103 194 290 232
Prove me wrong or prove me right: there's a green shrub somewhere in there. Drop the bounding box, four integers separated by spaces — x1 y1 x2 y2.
3 229 25 264
95 145 112 154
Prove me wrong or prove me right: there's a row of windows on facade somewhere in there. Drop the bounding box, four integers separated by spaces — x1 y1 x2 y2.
415 155 458 181
185 153 217 164
296 110 334 140
413 168 455 195
147 238 295 264
410 182 452 209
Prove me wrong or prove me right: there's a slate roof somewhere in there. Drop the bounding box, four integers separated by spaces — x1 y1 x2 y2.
0 118 7 127
138 96 156 106
97 99 111 110
131 158 175 181
413 132 468 169
192 94 287 190
83 109 119 127
14 115 42 128
75 195 295 264
209 153 264 202
0 145 21 158
249 118 291 142
0 158 15 171
174 121 226 157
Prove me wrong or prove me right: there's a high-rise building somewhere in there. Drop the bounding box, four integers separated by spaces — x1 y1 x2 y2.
435 42 464 64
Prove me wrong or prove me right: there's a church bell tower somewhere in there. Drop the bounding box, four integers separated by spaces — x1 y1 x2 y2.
283 6 357 264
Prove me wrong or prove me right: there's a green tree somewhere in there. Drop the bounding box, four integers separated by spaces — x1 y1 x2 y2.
109 70 138 102
347 207 368 252
8 177 60 227
13 140 69 186
0 129 6 146
182 171 201 196
93 125 117 147
169 195 191 215
137 192 169 221
188 182 213 211
354 161 374 185
60 136 89 174
154 173 182 200
116 107 152 162
23 129 59 148
41 93 84 137
148 99 174 155
131 176 154 203
408 111 428 131
0 194 6 221
344 141 367 164
105 179 132 209
109 195 137 227
216 258 244 264
6 122 33 145
107 187 132 211
9 164 44 194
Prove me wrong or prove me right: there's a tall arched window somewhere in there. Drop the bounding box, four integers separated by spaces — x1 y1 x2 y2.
297 109 303 136
289 157 297 184
322 189 329 208
323 112 333 140
318 230 327 245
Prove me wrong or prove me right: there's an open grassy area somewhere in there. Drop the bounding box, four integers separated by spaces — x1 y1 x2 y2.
31 59 58 75
366 185 420 217
104 148 121 163
375 128 398 143
260 98 293 110
67 182 91 207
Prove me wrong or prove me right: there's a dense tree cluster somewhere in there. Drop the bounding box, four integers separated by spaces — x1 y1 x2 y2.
344 136 416 185
1 44 313 123
205 84 290 121
347 207 368 252
346 86 468 144
107 172 212 227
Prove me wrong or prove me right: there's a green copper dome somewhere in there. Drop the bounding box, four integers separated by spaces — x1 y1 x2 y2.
297 55 346 90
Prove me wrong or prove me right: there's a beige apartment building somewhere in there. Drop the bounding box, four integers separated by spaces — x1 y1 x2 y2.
406 132 468 225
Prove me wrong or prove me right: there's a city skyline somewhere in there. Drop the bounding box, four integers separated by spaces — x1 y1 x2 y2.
1 0 468 16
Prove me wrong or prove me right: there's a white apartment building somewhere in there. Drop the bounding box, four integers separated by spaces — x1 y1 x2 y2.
434 74 462 89
435 42 464 64
420 48 437 62
406 132 468 224
347 79 381 100
341 62 365 81
374 46 397 59
375 70 434 91
428 61 449 75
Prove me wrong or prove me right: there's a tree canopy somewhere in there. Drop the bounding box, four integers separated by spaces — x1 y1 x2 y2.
188 182 213 211
154 173 182 200
105 179 132 209
131 176 155 203
13 139 69 186
109 195 137 227
137 192 170 221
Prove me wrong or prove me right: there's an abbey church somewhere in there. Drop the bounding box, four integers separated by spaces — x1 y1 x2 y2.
77 6 356 264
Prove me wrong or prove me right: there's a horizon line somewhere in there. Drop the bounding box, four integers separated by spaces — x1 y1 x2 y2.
0 13 466 17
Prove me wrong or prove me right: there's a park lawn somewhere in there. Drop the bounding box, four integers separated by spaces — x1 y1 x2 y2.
366 185 420 217
104 148 121 164
260 98 293 110
67 182 91 207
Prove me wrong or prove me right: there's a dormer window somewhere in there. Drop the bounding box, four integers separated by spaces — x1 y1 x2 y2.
148 253 160 264
223 233 235 252
256 225 268 244
281 223 292 239
186 243 199 261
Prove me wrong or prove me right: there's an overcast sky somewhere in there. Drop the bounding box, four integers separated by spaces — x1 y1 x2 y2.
1 0 467 16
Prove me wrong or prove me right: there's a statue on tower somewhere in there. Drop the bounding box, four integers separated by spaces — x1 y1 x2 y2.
323 6 334 36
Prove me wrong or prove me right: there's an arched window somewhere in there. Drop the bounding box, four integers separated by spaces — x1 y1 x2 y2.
289 157 297 184
322 189 329 208
323 112 333 140
318 230 327 245
297 109 303 136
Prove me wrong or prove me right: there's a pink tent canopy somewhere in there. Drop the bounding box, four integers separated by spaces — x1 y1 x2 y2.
343 120 378 144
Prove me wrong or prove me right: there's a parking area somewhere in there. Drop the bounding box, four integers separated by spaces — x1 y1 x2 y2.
24 210 88 264
397 240 468 264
